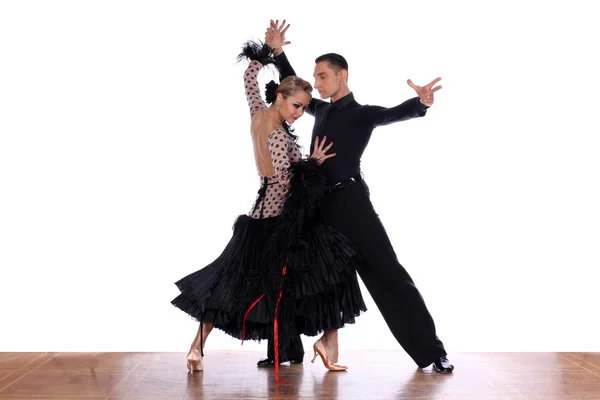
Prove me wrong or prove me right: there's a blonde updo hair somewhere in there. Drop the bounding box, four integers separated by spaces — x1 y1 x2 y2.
265 76 313 104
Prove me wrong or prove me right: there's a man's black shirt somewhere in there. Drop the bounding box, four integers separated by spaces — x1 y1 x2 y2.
276 52 429 184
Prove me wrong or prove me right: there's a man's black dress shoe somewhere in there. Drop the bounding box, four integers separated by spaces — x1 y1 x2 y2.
433 356 454 373
256 357 303 367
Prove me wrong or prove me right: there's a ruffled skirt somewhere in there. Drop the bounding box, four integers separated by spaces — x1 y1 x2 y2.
171 213 366 349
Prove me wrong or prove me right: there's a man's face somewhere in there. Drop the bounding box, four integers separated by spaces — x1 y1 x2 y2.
313 61 343 99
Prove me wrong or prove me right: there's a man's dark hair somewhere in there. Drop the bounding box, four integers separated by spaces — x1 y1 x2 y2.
315 53 348 73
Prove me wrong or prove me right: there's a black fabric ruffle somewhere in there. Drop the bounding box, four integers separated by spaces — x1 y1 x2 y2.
171 159 367 356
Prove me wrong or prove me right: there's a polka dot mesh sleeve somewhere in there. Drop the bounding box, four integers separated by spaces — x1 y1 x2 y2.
244 60 267 117
268 128 296 187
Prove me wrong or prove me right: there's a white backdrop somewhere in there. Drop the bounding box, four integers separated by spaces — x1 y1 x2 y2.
1 0 599 356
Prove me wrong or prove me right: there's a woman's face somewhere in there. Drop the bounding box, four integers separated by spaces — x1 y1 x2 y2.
278 91 310 124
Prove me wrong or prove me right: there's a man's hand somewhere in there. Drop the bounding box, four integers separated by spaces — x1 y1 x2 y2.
407 77 442 106
265 19 291 56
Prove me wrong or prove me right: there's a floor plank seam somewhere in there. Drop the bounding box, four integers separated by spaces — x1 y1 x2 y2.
0 352 57 394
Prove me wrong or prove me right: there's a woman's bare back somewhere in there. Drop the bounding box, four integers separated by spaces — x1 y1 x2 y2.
250 110 280 177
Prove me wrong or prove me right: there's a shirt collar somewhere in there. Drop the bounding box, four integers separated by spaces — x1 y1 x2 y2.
331 92 354 110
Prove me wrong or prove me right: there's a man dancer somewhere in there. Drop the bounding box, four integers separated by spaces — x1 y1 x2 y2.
257 20 453 373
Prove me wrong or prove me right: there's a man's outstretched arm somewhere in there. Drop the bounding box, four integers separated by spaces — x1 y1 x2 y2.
366 97 430 127
367 77 442 127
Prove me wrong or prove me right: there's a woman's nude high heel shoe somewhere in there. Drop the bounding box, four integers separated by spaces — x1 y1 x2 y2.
186 348 203 373
311 339 347 371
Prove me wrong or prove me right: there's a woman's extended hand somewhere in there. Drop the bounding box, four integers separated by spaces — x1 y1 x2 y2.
307 136 336 165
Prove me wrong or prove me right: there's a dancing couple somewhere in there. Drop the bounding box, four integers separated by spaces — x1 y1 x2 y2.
171 19 453 385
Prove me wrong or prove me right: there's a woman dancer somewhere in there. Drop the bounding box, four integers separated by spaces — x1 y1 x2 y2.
171 40 366 384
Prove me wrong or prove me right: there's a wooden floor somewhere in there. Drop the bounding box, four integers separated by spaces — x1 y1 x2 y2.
1 352 600 399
